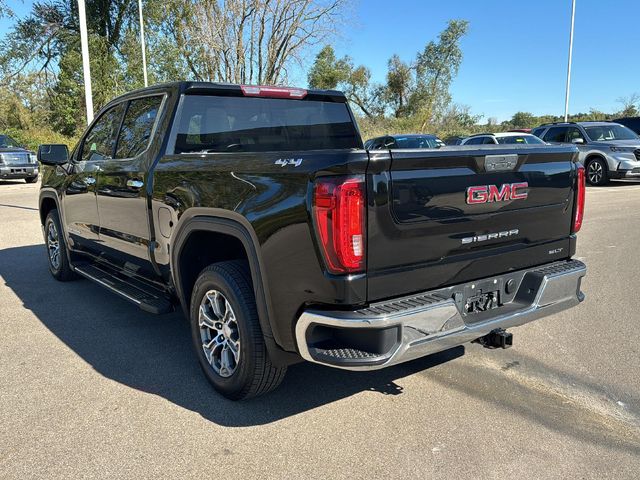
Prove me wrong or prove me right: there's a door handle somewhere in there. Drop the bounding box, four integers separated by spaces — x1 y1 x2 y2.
126 179 144 189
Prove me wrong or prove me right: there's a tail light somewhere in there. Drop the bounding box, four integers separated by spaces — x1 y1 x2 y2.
240 85 307 99
572 164 586 233
313 176 366 274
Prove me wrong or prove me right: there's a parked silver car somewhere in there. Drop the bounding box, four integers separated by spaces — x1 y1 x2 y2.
531 122 640 185
460 132 545 146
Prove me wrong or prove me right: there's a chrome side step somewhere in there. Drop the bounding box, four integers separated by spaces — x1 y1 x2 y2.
74 263 174 314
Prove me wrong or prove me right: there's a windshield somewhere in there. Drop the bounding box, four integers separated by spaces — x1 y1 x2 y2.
584 124 639 142
496 135 545 145
394 136 438 149
0 135 20 148
174 95 361 153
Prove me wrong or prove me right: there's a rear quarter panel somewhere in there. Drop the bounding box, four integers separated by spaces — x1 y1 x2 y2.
151 149 369 350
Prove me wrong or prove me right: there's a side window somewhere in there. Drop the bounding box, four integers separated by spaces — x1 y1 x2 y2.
543 127 568 143
115 96 163 159
483 136 497 144
465 137 484 145
80 103 125 161
566 127 585 143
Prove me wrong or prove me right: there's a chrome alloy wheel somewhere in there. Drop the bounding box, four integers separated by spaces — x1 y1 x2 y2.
46 220 61 270
588 160 604 184
199 290 240 378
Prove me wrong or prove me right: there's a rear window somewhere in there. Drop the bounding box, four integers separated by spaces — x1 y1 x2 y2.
0 135 20 148
394 136 437 149
173 95 360 153
531 127 545 138
496 135 545 145
615 118 640 134
543 127 568 143
464 137 485 145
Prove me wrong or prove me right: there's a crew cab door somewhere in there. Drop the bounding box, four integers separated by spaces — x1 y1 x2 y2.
63 102 126 254
95 95 164 279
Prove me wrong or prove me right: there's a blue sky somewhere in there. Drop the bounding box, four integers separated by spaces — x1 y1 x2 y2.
3 0 639 122
330 0 640 121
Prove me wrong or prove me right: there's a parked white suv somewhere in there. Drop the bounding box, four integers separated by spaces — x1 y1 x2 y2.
461 132 546 146
531 121 640 186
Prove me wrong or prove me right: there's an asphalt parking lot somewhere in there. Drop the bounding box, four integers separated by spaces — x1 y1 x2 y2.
1 179 639 479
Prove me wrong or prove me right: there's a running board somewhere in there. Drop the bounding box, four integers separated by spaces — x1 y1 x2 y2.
74 263 174 314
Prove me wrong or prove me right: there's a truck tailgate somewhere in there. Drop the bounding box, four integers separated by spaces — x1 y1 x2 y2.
366 145 579 301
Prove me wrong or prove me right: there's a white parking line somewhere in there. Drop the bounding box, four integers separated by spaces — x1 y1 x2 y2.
588 186 640 193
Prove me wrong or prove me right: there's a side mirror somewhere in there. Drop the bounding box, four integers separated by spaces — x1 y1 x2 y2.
37 144 69 165
571 138 584 145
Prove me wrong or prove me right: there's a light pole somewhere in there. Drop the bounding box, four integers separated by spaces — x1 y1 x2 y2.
564 0 576 122
77 0 94 124
138 0 148 87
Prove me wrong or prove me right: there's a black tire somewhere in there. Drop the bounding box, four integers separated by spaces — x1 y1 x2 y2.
190 260 286 400
585 157 609 186
25 176 38 184
44 209 77 281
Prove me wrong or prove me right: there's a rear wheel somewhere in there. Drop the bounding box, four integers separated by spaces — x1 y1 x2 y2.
586 157 608 186
190 260 286 400
44 209 77 281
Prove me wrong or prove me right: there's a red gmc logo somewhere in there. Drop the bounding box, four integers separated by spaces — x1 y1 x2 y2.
466 182 529 204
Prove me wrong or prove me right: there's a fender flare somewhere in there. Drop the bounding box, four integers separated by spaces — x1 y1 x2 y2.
38 189 61 224
39 188 76 267
170 208 277 343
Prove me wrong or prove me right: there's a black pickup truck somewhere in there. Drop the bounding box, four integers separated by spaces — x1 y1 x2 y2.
37 82 587 400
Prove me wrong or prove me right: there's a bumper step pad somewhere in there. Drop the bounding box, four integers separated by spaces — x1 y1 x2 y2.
296 260 586 370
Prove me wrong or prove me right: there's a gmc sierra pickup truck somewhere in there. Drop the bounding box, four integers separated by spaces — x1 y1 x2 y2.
37 82 587 400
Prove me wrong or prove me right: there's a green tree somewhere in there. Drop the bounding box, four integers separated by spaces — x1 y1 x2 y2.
308 45 383 118
617 93 639 117
510 111 537 129
307 45 350 90
0 0 143 133
411 19 469 131
384 54 413 118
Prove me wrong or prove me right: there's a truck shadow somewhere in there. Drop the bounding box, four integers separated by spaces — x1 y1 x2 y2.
0 244 464 427
4 244 640 456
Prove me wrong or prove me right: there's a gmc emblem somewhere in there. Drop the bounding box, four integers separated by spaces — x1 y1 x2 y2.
466 182 529 204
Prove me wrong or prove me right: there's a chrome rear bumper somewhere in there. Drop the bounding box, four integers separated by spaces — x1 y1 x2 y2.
295 260 586 370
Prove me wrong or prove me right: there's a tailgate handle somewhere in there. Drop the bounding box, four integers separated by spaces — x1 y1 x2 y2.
485 154 518 172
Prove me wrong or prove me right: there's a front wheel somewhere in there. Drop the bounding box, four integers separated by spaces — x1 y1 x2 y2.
44 209 77 281
190 260 286 400
586 158 609 186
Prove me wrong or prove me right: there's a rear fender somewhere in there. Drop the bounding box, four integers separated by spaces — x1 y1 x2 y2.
170 208 299 366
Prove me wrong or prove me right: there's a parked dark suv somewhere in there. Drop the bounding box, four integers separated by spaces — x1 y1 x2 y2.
0 134 39 183
613 117 640 135
364 134 443 149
